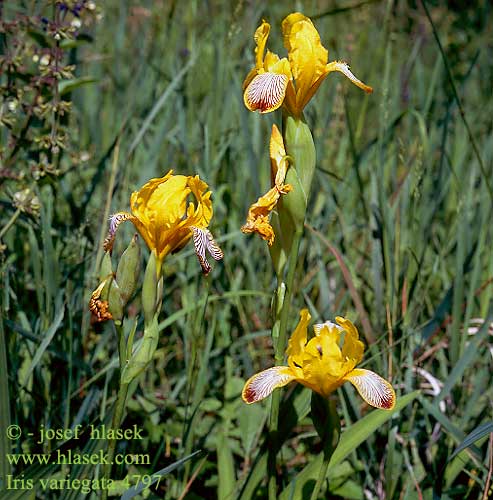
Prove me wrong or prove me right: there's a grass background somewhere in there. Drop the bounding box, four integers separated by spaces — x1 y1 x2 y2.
1 0 492 498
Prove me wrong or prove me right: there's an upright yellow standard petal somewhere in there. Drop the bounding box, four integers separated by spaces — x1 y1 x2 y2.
270 123 289 187
286 308 311 368
254 20 270 70
282 13 328 112
243 21 292 114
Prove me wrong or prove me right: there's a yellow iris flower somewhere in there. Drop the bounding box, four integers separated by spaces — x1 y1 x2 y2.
241 124 292 245
242 309 396 410
243 13 372 117
103 170 223 275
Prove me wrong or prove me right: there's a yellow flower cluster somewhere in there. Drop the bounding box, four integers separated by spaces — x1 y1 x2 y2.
241 14 395 411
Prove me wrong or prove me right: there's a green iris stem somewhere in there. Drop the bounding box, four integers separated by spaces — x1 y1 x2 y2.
274 228 303 364
267 113 315 499
268 229 303 500
310 396 340 499
102 323 129 500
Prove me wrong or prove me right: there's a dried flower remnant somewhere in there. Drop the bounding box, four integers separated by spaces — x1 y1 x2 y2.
89 280 113 323
241 124 292 245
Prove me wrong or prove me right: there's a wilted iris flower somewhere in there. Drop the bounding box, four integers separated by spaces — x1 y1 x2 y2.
241 124 292 245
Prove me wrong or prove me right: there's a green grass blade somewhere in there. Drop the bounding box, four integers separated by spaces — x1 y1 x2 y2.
436 304 493 402
120 450 203 500
21 305 64 387
0 309 12 482
450 421 493 460
127 54 197 157
237 388 311 500
329 391 419 469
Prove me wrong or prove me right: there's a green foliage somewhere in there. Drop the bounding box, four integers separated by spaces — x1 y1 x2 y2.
1 1 492 499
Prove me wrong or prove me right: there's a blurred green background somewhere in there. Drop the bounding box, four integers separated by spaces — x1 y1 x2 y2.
1 1 492 498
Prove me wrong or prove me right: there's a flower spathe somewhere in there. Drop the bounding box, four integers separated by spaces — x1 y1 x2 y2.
242 309 396 410
243 13 373 117
241 124 292 245
104 170 223 275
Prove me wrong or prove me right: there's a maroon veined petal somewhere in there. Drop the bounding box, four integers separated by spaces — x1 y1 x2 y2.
344 368 396 410
243 72 288 113
242 366 295 404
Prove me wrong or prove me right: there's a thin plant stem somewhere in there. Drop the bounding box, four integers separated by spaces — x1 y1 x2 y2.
0 208 21 240
310 397 340 500
101 323 128 500
267 227 303 500
182 281 210 487
102 381 129 500
276 228 303 361
310 457 330 500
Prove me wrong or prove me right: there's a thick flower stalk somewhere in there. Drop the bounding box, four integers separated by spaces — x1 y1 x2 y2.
91 171 222 500
242 13 373 269
243 13 372 118
242 309 396 410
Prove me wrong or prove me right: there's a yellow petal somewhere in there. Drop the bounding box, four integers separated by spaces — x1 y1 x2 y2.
186 175 213 227
243 72 289 113
129 171 214 261
241 185 290 245
241 215 275 245
286 308 311 365
326 60 373 94
300 358 344 398
269 124 289 187
242 65 259 92
296 68 329 111
263 50 287 73
336 316 364 364
254 20 270 70
131 172 188 232
344 368 396 410
282 13 328 111
242 366 296 404
306 330 342 361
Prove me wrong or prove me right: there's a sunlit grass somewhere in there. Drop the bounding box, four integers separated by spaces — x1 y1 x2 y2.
1 1 492 499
